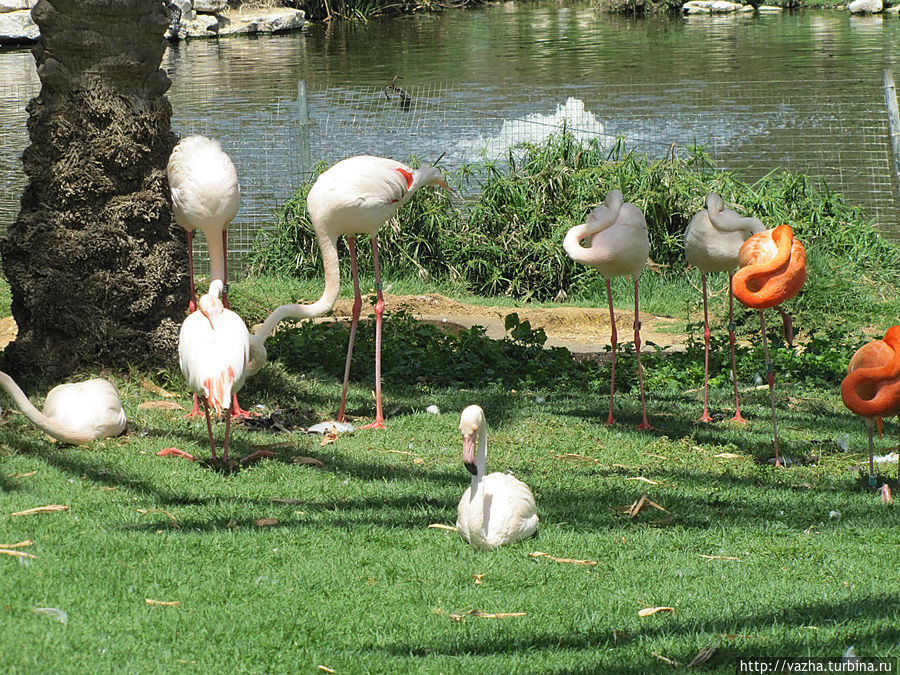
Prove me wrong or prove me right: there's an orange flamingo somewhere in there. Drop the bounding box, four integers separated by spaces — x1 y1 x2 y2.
732 224 807 467
841 326 900 489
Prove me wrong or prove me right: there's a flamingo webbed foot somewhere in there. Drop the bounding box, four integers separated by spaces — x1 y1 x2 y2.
359 420 387 430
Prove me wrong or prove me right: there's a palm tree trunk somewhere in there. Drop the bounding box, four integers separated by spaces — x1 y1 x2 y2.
0 0 186 378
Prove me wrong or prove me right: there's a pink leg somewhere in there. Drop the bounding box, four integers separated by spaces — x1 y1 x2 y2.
633 278 652 431
759 310 782 467
203 399 217 462
359 234 386 430
728 274 747 423
700 273 712 423
337 236 362 423
605 278 617 426
187 230 197 313
222 406 232 464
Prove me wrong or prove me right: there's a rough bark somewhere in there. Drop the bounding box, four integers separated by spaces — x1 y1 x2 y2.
0 0 186 378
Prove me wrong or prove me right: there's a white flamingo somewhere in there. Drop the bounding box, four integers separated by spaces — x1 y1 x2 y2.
167 135 252 418
563 189 652 429
178 280 269 466
455 405 539 550
684 193 764 423
251 155 449 430
0 374 126 445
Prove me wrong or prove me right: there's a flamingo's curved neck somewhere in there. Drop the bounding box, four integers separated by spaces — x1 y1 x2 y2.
253 229 341 344
467 423 489 541
0 373 95 445
205 226 226 284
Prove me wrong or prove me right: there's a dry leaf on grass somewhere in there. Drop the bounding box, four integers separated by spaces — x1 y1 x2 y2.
651 652 679 667
139 378 177 398
8 470 37 478
473 574 485 584
699 554 742 561
689 640 720 666
11 505 69 517
0 549 36 559
428 523 457 531
145 599 181 606
450 609 526 622
254 518 279 527
138 400 185 411
0 540 34 549
293 456 325 468
317 666 336 674
530 551 598 566
713 452 744 460
625 477 658 485
552 453 599 463
320 430 339 446
639 606 675 617
616 494 667 518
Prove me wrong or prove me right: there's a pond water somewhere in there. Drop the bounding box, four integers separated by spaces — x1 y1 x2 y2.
2 3 900 266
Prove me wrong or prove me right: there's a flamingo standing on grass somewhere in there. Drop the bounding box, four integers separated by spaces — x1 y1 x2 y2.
272 155 449 430
177 280 271 468
684 193 765 423
841 326 900 495
167 135 254 418
456 405 539 550
0 374 126 445
563 189 652 430
732 224 807 467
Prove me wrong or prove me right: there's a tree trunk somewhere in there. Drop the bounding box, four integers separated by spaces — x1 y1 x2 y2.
0 0 186 379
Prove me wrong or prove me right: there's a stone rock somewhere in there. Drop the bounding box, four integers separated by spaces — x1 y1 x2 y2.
193 0 227 13
683 0 749 13
0 8 38 42
757 5 784 11
166 10 218 39
217 7 305 35
848 0 882 12
0 0 36 11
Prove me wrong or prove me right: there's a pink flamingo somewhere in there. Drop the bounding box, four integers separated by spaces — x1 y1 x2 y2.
684 193 764 423
178 280 271 467
167 135 252 418
298 155 449 429
563 189 652 430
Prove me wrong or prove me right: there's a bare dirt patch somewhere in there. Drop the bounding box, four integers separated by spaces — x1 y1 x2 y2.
330 293 685 354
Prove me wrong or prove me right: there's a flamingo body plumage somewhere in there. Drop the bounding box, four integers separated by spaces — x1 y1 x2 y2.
684 193 765 422
563 189 652 429
179 280 249 463
0 374 126 445
455 405 539 550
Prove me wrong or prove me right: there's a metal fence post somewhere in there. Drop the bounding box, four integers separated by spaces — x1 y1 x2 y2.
884 69 900 203
297 79 311 179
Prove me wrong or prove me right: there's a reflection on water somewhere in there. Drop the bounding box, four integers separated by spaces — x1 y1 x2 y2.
2 3 900 265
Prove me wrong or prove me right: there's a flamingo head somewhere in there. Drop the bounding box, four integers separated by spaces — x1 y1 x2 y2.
198 280 225 328
460 405 485 475
416 165 451 192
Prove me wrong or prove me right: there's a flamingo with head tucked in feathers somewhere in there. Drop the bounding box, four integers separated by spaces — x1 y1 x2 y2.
0 374 126 445
563 189 652 430
684 193 765 423
732 224 807 467
841 326 900 493
249 155 449 430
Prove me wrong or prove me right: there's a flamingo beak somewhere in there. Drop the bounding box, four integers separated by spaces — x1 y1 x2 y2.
463 431 477 475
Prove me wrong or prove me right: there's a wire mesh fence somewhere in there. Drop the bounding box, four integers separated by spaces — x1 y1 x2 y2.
1 74 898 275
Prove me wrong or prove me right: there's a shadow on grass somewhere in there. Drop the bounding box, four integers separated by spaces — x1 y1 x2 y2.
378 594 900 670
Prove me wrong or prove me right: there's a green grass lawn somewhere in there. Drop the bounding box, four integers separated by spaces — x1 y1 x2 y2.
2 275 898 673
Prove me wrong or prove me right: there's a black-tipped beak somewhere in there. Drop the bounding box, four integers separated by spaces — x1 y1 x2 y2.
464 461 477 476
